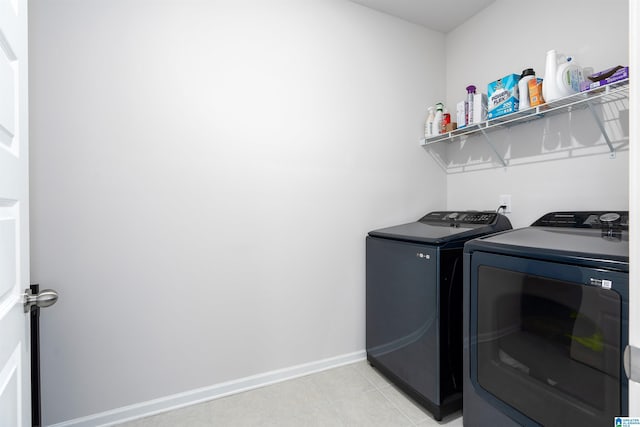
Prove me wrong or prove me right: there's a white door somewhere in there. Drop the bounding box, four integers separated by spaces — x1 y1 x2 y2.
0 0 31 425
629 0 640 415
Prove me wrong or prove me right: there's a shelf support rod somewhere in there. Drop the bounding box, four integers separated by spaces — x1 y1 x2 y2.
478 127 507 167
586 102 615 158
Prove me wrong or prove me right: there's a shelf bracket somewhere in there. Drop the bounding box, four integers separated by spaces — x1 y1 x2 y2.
478 127 507 167
586 102 616 158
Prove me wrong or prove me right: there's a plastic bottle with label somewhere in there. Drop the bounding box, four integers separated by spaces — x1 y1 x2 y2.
465 86 476 127
518 68 536 110
425 107 435 137
543 50 584 102
557 56 583 94
434 103 444 136
441 108 451 134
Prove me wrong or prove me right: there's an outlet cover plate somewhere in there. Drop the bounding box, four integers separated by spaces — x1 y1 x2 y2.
499 194 512 213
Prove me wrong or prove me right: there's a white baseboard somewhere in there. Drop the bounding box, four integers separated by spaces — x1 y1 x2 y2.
49 350 366 427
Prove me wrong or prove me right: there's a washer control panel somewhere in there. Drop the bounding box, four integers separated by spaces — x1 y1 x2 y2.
419 211 498 225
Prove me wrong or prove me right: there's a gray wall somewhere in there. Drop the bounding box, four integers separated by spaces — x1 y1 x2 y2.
28 0 446 424
444 0 629 227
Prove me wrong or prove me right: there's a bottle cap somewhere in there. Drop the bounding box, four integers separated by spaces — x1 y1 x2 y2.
436 102 444 110
520 68 535 78
466 85 476 93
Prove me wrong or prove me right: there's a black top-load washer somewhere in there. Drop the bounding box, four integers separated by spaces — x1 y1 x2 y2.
366 211 512 420
463 211 629 427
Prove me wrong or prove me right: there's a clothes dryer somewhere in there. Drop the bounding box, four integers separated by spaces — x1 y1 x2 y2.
463 211 629 427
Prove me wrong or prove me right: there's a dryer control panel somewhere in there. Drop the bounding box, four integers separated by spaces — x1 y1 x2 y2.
419 211 498 225
532 211 629 229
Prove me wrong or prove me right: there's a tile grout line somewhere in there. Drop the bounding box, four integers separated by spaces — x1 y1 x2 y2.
348 362 416 426
376 386 419 426
305 362 414 426
354 362 425 426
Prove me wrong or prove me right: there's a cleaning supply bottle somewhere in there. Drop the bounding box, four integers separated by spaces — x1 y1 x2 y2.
465 86 476 127
425 107 435 138
434 103 444 135
543 49 561 102
441 108 451 134
518 68 536 110
543 50 584 102
456 101 466 128
557 56 583 94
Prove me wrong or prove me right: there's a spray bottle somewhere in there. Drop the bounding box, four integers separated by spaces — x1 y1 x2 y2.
465 85 476 127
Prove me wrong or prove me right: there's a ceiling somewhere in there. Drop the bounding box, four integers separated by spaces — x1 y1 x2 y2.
348 0 496 33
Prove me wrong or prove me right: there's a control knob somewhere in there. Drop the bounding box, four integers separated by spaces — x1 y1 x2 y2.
599 212 621 224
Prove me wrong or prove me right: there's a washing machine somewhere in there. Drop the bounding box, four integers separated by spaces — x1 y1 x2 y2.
366 210 512 420
463 211 629 427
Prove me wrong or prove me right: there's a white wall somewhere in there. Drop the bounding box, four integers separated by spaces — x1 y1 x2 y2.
28 0 446 424
445 0 629 227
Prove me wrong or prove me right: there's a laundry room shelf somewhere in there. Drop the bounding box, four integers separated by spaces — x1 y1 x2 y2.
420 79 629 170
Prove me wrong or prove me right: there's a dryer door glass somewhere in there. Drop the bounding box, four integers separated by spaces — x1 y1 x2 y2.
474 264 623 426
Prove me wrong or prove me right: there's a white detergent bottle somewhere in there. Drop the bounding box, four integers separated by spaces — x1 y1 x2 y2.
556 56 583 95
434 103 444 135
543 50 584 102
425 107 435 138
543 49 562 102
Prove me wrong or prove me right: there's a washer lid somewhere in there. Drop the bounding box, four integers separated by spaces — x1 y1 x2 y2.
368 211 511 245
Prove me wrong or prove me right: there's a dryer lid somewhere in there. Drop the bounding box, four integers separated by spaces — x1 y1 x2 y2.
472 227 628 260
465 211 629 270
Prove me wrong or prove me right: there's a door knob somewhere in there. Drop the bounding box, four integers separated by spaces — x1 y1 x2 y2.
24 288 59 312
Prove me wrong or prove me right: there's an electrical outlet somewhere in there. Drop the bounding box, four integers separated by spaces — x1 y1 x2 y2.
499 194 512 213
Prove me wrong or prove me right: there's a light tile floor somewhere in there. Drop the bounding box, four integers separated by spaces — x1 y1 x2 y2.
116 361 463 427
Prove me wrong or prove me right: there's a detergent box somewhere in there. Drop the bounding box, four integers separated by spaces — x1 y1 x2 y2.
487 74 520 119
580 66 629 92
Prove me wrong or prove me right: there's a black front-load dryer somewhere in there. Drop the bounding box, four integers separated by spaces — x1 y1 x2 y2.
366 211 512 420
463 211 629 427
